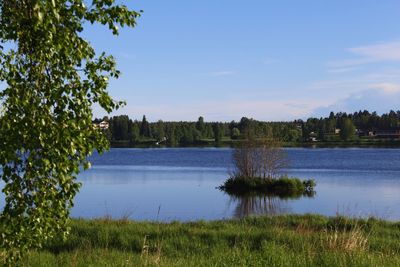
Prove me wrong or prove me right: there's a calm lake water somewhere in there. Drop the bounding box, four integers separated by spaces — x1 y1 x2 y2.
71 148 400 221
1 148 399 221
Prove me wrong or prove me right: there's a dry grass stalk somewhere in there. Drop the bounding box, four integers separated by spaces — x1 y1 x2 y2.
141 235 162 266
295 222 313 235
325 224 369 252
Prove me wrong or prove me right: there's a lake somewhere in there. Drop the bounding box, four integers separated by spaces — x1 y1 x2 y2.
0 148 399 221
69 148 400 221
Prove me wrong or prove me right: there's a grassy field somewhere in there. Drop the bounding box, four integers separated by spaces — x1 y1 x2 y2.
17 214 400 267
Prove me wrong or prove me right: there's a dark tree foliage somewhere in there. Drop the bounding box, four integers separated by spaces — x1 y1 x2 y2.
97 110 400 147
196 116 205 137
213 122 223 144
111 115 130 140
140 115 150 138
340 118 356 141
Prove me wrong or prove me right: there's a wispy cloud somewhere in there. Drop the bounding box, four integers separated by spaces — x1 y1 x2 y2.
201 70 236 77
308 69 400 97
328 40 400 69
312 85 400 117
326 66 360 74
349 40 400 61
370 82 400 94
116 52 137 60
307 62 400 116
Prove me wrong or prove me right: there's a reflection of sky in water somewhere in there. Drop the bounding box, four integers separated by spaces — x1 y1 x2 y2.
75 166 230 221
2 148 400 221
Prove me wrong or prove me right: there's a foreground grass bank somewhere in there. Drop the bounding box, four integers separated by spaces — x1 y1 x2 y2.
19 215 400 267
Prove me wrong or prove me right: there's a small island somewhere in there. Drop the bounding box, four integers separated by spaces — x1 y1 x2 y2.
219 138 316 198
220 175 316 198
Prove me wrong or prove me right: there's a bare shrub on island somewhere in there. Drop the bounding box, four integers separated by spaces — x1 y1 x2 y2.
223 138 315 197
231 138 289 180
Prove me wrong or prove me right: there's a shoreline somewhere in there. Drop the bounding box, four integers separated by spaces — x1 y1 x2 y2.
109 139 400 149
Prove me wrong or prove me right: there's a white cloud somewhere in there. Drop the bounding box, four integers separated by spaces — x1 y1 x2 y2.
308 69 400 99
370 83 400 94
308 60 400 116
349 40 400 61
312 85 400 117
328 40 400 69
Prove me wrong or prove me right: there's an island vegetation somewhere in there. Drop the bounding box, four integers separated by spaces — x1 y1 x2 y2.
219 138 315 197
94 110 400 148
221 176 316 198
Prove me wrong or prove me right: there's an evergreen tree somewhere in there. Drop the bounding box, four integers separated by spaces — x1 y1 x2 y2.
196 116 205 137
154 120 166 140
213 123 223 144
130 122 141 143
140 115 151 137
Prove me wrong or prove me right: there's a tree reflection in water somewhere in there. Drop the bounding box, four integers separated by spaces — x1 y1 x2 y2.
227 191 315 218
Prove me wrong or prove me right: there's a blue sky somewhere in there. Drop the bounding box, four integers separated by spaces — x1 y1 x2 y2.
87 0 400 121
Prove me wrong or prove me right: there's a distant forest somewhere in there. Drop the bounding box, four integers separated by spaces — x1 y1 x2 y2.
93 110 400 147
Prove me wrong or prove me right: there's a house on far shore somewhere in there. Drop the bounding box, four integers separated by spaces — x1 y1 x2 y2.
156 137 167 145
357 129 400 139
93 120 109 130
308 131 318 142
375 130 400 139
99 121 109 130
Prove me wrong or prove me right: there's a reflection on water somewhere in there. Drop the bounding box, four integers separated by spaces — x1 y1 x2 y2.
227 191 315 218
231 194 288 218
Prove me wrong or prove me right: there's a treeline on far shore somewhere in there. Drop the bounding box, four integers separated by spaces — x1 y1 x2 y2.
93 110 400 147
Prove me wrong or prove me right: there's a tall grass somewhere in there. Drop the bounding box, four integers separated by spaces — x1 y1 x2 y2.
13 214 400 267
